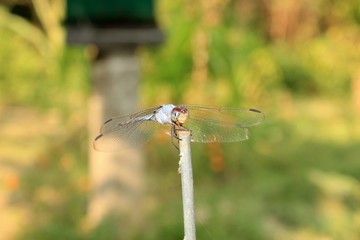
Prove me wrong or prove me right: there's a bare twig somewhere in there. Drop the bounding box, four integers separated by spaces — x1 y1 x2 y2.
178 130 196 240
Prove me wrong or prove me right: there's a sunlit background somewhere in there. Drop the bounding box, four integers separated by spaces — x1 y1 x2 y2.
1 0 360 239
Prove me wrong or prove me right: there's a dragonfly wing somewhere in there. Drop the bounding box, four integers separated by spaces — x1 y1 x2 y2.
180 105 264 142
183 117 249 142
93 107 160 151
94 119 163 151
181 105 265 127
99 106 160 133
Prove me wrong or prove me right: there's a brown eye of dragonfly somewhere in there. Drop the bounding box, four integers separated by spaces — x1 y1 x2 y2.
176 109 188 124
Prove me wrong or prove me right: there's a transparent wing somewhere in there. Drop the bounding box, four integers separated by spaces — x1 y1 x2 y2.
99 106 160 134
182 105 265 127
93 107 161 151
180 105 265 142
183 118 249 142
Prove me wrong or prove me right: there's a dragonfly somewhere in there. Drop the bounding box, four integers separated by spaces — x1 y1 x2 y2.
93 104 265 151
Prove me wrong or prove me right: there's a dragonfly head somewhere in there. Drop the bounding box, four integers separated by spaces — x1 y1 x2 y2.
171 107 188 125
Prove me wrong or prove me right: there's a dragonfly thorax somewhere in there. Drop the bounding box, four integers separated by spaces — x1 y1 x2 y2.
171 107 189 125
154 104 175 124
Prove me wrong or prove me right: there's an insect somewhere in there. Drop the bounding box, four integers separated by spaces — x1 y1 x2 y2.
94 104 265 151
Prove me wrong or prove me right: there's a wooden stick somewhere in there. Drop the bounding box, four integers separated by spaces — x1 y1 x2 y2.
178 130 196 240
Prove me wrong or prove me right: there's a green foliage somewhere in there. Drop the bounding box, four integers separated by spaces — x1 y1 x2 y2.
0 5 90 112
1 0 360 239
140 0 360 105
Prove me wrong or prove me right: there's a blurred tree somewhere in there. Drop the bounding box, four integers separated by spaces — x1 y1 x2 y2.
141 0 360 109
0 0 89 112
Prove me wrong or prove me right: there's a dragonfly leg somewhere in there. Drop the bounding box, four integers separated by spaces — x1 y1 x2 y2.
171 125 180 150
171 125 191 150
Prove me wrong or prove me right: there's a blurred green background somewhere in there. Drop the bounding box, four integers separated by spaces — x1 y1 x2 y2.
1 0 360 239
